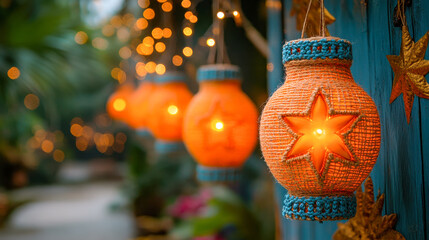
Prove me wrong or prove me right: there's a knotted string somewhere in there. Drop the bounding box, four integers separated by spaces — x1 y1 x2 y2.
300 0 327 39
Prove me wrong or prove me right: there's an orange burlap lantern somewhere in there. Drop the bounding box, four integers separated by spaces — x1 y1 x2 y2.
106 83 134 121
126 76 156 136
183 65 258 182
147 72 193 153
260 37 381 221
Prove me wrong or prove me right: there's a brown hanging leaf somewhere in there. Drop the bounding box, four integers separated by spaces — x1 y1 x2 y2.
333 177 405 240
290 0 335 37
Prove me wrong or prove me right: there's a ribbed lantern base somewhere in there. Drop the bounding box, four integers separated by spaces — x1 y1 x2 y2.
136 128 152 138
282 194 356 221
196 165 241 182
155 140 185 154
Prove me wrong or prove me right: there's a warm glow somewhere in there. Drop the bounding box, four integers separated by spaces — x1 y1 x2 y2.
183 47 193 57
74 31 88 44
135 18 148 30
161 2 173 12
233 11 239 17
92 37 108 50
140 44 154 55
282 94 357 174
183 27 192 36
157 0 167 2
119 46 132 59
136 62 147 77
113 98 126 112
110 15 122 27
70 124 83 137
8 66 20 79
145 61 156 73
24 94 40 110
155 42 166 52
102 25 115 37
184 11 193 19
143 8 155 19
206 38 215 47
163 28 172 38
189 15 198 23
211 120 224 132
76 137 88 151
116 27 130 42
138 0 150 8
314 128 324 136
143 36 155 46
172 55 183 66
41 140 54 153
152 27 163 39
217 11 225 19
115 132 127 144
53 149 65 162
167 105 179 115
155 64 166 75
181 0 191 8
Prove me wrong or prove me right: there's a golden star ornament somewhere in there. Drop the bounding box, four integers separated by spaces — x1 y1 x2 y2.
387 26 429 123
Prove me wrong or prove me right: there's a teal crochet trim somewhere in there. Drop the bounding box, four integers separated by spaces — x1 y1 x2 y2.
197 64 241 82
155 71 187 83
282 194 356 221
136 128 152 138
155 140 185 154
282 38 352 64
197 165 241 182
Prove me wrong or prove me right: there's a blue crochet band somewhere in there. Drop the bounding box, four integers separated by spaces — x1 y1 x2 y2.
282 38 353 64
197 64 241 82
155 140 185 154
136 128 152 138
196 165 241 182
282 193 356 221
155 71 187 83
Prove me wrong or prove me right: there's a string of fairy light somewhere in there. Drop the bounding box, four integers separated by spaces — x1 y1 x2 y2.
5 0 247 162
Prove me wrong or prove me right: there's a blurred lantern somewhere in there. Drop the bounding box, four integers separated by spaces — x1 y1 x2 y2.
183 65 258 182
126 74 156 137
147 72 193 154
106 84 134 121
260 38 381 221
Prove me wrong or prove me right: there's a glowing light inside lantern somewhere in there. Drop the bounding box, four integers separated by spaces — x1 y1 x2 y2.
217 11 225 19
206 38 215 47
233 11 239 17
113 98 126 112
168 105 178 115
211 120 224 132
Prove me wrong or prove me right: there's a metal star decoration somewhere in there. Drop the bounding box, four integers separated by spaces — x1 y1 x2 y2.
281 92 360 178
387 26 429 123
333 177 405 240
290 0 335 37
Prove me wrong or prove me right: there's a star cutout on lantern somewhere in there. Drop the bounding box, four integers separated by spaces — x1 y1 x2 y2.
195 100 244 150
280 91 361 181
387 26 429 123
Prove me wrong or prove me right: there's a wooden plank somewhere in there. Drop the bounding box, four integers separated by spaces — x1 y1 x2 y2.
410 0 429 239
366 0 426 239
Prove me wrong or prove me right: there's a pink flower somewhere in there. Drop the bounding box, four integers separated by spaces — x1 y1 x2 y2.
168 188 212 219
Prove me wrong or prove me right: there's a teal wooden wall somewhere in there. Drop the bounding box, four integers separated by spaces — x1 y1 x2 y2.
266 0 429 239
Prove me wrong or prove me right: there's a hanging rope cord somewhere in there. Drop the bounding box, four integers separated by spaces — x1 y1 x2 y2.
397 0 407 27
300 0 326 39
208 0 231 64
